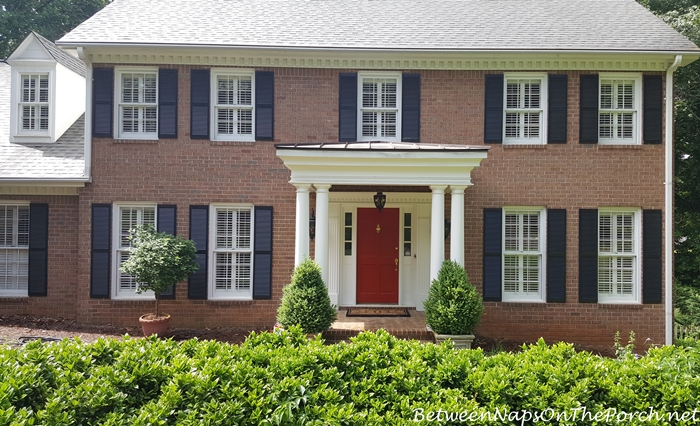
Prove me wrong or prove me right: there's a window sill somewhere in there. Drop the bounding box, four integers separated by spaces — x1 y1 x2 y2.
596 144 644 150
0 295 29 301
595 302 643 308
111 139 159 145
210 140 257 146
503 144 547 149
205 299 254 305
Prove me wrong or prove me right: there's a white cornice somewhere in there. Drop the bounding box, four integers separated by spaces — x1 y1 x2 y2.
75 45 699 71
0 186 80 195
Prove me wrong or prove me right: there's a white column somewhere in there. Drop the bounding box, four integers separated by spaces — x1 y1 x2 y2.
430 185 447 282
294 184 311 266
450 186 466 266
314 184 331 285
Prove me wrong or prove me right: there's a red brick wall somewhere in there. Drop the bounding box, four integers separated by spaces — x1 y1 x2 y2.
5 66 667 351
0 195 79 319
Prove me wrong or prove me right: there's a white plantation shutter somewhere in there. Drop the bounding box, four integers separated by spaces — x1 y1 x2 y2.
19 74 49 132
502 209 543 301
213 207 253 297
118 72 158 137
360 75 400 140
116 206 156 293
598 211 637 299
216 75 253 138
599 79 636 142
0 205 30 293
504 78 543 143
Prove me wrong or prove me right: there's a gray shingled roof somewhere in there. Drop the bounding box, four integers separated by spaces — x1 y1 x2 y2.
32 32 86 77
0 62 85 180
59 0 699 52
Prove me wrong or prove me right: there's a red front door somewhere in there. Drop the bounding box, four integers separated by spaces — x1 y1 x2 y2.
356 208 399 304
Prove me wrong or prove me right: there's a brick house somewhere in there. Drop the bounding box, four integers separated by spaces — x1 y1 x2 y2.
2 0 699 350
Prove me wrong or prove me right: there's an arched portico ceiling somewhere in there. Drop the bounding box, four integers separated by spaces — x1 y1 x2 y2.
275 142 490 186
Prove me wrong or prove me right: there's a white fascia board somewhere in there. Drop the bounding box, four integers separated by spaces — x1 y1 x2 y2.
0 178 89 187
67 45 700 70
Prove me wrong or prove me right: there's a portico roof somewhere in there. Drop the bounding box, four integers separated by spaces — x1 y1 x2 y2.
275 142 489 187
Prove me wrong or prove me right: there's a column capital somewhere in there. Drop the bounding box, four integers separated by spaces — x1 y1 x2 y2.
313 184 331 192
449 185 467 193
430 185 448 192
294 184 312 192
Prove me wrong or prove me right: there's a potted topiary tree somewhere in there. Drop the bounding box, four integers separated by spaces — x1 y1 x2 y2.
423 260 483 349
277 257 337 334
120 224 198 337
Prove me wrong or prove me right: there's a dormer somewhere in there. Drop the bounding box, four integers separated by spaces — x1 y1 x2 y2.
6 32 85 144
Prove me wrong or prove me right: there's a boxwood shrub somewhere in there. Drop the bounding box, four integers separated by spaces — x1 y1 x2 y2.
1 330 700 425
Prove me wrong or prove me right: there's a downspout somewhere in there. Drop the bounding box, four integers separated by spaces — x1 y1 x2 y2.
665 54 682 346
77 47 92 181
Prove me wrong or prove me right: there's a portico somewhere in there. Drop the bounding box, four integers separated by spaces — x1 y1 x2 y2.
276 142 489 307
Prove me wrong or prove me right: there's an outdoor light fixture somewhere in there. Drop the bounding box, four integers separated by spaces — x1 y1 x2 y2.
309 208 316 241
444 218 451 241
373 191 386 212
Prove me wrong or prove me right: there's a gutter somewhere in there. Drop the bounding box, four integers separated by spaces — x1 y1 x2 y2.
77 47 92 181
54 41 700 57
666 54 682 346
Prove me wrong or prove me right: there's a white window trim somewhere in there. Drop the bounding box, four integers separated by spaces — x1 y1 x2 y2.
111 203 157 300
0 202 30 297
357 71 402 142
10 66 56 144
502 207 547 302
114 67 159 140
210 69 255 142
208 204 255 300
597 207 642 304
598 73 642 145
503 73 548 145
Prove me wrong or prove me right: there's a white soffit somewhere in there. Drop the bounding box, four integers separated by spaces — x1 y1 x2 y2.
275 142 489 186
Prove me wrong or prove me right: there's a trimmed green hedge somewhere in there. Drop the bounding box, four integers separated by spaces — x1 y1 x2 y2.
1 329 700 425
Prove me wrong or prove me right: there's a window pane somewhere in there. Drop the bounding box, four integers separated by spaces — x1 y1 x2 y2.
345 212 352 227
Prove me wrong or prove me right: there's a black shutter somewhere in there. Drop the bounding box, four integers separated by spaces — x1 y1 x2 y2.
339 73 358 142
548 74 568 144
92 68 114 138
190 69 210 139
188 206 208 299
253 206 273 300
157 205 177 299
483 208 502 301
643 76 663 145
401 74 421 142
255 71 274 140
643 210 662 304
158 69 178 139
579 209 598 303
579 75 599 144
484 74 504 143
28 203 49 297
546 209 567 302
90 204 111 298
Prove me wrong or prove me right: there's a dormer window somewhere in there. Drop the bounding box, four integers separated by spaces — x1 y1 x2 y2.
7 32 85 144
19 73 50 133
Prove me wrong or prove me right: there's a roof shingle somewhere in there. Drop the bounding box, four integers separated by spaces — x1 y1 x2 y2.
59 0 700 52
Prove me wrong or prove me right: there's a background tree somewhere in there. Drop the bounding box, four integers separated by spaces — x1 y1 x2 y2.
639 0 700 324
0 0 109 58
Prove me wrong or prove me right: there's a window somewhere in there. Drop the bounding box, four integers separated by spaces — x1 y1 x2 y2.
0 205 29 296
344 212 353 256
598 209 640 303
116 69 158 139
210 206 253 299
113 204 156 299
403 213 412 257
358 72 401 141
502 208 546 301
598 75 641 145
211 70 255 141
503 74 547 144
18 74 49 133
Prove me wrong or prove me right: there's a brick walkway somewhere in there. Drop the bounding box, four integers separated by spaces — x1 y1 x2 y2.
322 309 434 343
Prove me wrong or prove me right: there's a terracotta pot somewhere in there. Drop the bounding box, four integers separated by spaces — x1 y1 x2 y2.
139 313 171 337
